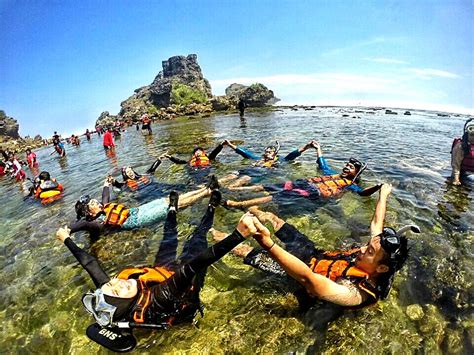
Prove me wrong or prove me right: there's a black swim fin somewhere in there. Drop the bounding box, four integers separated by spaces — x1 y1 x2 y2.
86 323 136 352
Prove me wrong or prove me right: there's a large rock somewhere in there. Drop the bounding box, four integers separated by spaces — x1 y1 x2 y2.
224 83 280 107
225 83 247 98
112 54 212 125
0 110 20 139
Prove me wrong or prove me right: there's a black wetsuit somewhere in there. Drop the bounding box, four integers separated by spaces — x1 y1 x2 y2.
65 204 246 324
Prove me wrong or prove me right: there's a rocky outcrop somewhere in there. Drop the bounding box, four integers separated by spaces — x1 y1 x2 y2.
96 111 118 127
224 83 280 107
0 110 20 139
96 54 280 126
113 54 212 125
0 110 44 153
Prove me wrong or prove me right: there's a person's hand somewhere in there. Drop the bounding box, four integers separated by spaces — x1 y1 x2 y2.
236 212 259 238
250 217 273 248
159 152 169 160
107 175 115 184
380 183 392 196
302 141 313 151
311 140 320 150
452 179 461 186
222 139 230 146
56 226 71 243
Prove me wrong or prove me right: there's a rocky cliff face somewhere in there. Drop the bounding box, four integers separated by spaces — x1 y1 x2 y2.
117 54 212 122
0 110 20 139
0 110 44 153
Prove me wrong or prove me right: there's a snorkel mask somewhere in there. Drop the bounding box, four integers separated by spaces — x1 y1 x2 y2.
379 224 420 271
263 141 280 161
75 195 91 220
344 157 367 181
121 166 137 180
82 289 117 327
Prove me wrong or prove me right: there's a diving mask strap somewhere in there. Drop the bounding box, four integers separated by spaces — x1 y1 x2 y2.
352 162 367 181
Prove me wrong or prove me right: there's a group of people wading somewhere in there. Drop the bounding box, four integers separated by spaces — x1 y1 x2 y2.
2 115 473 352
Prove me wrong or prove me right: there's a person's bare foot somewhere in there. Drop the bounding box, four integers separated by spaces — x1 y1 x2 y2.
248 206 285 231
209 227 228 241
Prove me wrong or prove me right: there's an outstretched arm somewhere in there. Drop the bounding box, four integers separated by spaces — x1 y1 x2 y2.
451 143 463 185
223 140 260 160
208 142 225 160
283 141 315 161
165 154 188 165
251 218 365 306
370 183 392 236
357 184 382 196
56 227 110 287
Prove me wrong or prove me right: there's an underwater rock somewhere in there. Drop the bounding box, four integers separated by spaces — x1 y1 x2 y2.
406 304 424 321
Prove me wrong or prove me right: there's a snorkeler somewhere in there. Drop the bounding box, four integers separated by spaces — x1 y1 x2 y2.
66 175 221 240
224 141 382 208
27 171 64 204
55 191 255 352
212 184 420 309
451 118 474 185
164 142 226 170
108 156 165 192
222 139 318 168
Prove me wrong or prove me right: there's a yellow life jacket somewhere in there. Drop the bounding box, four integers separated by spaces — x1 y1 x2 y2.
103 203 130 226
307 174 353 197
117 266 175 323
254 157 279 168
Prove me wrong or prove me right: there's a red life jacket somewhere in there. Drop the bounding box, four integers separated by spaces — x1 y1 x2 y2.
453 138 474 173
306 174 353 197
308 249 379 306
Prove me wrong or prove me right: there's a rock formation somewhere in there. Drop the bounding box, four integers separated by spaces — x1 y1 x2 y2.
0 110 20 139
0 110 44 153
96 54 279 126
225 83 280 107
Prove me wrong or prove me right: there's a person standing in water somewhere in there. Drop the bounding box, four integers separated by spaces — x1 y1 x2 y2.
451 118 474 185
103 127 115 150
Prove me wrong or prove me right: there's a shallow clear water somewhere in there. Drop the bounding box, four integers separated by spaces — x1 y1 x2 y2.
0 108 472 354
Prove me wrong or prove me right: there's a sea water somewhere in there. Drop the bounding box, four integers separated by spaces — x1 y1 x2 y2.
0 107 472 353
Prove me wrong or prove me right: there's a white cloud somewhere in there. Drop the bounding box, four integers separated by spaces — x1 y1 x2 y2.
405 68 460 79
363 57 408 65
321 36 406 57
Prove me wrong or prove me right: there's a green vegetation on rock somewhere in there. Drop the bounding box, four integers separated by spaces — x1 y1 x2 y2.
171 82 208 106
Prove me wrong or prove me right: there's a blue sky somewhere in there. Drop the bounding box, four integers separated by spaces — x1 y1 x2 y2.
1 0 472 137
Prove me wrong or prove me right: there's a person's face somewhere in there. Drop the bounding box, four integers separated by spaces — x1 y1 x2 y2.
125 167 135 179
102 278 138 298
263 148 276 161
194 149 204 157
355 236 389 275
341 162 358 177
467 125 474 143
87 199 103 216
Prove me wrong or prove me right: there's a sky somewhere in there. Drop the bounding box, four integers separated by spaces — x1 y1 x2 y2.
1 0 472 137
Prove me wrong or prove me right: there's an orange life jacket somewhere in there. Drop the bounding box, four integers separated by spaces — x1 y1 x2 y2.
307 174 353 198
117 266 176 323
126 175 151 191
189 152 210 168
308 249 378 303
103 203 130 226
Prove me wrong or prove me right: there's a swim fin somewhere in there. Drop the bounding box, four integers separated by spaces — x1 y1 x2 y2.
86 323 136 352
